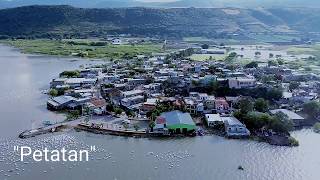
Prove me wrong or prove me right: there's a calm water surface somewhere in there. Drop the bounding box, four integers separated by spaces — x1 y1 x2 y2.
0 44 320 180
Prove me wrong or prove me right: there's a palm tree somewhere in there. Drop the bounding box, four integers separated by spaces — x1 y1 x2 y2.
123 123 129 131
134 124 139 131
149 121 156 132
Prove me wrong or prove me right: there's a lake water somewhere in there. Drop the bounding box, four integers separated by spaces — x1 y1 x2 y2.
0 44 320 180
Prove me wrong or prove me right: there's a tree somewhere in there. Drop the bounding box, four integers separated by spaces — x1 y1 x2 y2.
266 88 283 101
238 97 254 114
123 123 129 131
254 98 269 112
134 124 140 131
268 60 278 67
126 110 135 117
149 121 156 132
201 44 209 49
272 111 293 132
303 101 320 118
48 89 58 97
244 61 258 68
269 53 274 58
289 82 300 91
114 108 123 115
59 70 80 78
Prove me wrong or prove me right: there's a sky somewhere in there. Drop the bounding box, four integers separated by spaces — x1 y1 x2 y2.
138 0 177 2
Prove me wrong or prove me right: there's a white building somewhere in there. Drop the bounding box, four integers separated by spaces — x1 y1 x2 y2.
228 77 256 89
205 114 224 127
112 38 122 45
121 90 144 98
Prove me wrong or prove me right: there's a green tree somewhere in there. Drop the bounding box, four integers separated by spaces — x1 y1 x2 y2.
254 98 269 112
289 82 300 91
134 124 140 131
48 89 58 97
238 98 254 114
59 70 80 78
244 61 258 68
303 101 320 118
149 121 156 132
114 108 123 115
272 111 293 132
123 123 129 131
201 44 209 49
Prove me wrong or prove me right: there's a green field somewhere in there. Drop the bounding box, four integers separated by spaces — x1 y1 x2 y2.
0 39 164 60
189 54 226 61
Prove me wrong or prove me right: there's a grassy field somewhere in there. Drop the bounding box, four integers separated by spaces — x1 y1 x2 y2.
287 45 320 56
189 54 226 61
0 39 164 60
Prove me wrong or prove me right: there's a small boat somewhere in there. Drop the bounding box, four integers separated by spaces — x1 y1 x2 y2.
238 165 244 170
197 128 205 136
43 120 53 126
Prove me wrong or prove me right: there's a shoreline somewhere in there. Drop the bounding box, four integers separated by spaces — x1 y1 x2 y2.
18 120 299 147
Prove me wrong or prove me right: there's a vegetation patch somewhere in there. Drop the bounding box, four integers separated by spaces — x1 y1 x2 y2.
0 39 163 60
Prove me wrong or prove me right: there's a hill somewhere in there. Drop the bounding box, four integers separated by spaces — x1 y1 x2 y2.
1 5 320 39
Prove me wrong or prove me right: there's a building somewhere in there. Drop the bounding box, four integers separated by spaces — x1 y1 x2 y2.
121 95 145 108
215 97 230 113
47 96 76 110
121 90 144 98
270 109 305 127
112 38 122 45
228 77 256 89
156 110 196 134
205 114 224 127
222 116 250 137
87 98 107 115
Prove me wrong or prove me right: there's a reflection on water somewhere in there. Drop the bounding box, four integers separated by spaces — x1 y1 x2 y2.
0 44 102 138
0 130 319 180
0 44 320 180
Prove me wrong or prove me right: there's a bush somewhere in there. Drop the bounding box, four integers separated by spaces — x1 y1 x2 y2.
254 98 269 112
48 89 58 97
303 101 320 118
245 61 258 68
288 137 299 146
114 108 123 115
59 70 80 78
313 122 320 133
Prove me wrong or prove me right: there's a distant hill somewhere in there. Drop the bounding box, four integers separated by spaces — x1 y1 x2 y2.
1 5 320 39
2 0 320 9
161 0 320 8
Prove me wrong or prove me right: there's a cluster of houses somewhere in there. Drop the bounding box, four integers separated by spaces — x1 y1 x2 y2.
46 45 318 137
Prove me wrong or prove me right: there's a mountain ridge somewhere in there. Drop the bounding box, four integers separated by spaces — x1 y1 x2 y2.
1 5 320 39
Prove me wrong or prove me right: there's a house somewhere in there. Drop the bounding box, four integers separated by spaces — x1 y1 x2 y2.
184 98 197 114
204 95 215 112
112 38 122 45
50 78 67 88
141 98 158 113
121 90 144 98
47 96 76 110
270 109 305 127
205 114 224 127
222 116 250 137
121 95 145 108
87 98 107 115
228 77 256 89
215 97 230 113
156 110 196 134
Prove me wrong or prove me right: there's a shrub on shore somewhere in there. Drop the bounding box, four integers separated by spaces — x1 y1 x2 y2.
288 137 299 146
314 123 320 133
